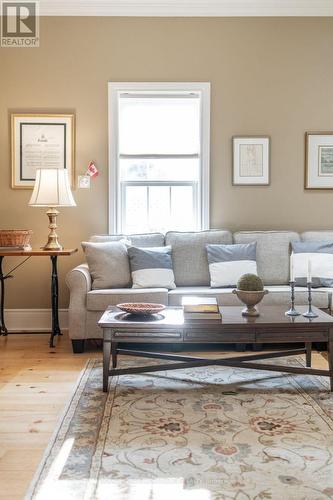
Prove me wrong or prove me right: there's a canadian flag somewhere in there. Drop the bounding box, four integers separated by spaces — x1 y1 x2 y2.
86 161 99 177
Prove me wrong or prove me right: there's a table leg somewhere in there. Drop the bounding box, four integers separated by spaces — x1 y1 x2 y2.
305 342 312 367
111 341 118 368
103 330 112 392
328 333 333 392
0 257 8 336
50 256 61 348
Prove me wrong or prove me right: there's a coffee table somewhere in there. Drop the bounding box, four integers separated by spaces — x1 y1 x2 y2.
98 305 333 392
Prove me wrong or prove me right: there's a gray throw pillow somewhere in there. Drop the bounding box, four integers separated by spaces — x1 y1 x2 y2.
127 246 176 289
292 241 333 287
206 242 258 288
82 241 131 289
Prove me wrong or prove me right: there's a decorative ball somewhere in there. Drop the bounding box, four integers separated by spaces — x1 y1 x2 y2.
237 273 264 291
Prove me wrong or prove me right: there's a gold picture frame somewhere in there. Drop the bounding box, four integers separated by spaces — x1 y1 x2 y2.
11 113 75 189
305 131 333 190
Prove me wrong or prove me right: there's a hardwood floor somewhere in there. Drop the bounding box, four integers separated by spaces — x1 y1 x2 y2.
0 332 329 499
0 332 91 499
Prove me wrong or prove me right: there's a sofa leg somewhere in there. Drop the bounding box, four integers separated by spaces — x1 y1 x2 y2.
235 343 246 352
72 339 85 353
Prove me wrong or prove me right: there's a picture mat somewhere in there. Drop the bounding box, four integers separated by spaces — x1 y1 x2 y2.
306 134 333 188
233 137 269 185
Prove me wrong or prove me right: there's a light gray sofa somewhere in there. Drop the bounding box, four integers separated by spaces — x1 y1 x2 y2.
66 230 333 352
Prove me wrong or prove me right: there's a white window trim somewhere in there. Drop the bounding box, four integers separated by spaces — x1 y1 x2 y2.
108 81 211 234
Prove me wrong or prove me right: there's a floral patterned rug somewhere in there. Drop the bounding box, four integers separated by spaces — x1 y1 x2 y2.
27 356 333 500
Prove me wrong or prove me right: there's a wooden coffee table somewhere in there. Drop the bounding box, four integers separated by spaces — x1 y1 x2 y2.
98 305 333 392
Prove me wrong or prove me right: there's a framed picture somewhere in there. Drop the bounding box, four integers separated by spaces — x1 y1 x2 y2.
305 132 333 189
232 136 270 185
11 114 75 189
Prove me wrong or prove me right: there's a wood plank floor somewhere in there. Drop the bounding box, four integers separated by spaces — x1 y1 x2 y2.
0 332 329 499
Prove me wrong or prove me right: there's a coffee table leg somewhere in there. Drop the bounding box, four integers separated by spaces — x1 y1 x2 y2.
103 329 112 392
328 335 333 392
112 341 118 368
305 342 312 367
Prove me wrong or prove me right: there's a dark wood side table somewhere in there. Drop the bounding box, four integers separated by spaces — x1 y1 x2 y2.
0 248 77 347
99 305 333 392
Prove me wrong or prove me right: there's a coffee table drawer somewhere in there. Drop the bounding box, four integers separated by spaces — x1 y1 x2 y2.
184 329 254 343
112 330 183 342
255 328 328 342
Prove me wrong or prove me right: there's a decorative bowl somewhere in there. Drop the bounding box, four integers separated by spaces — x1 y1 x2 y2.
116 303 166 316
232 289 269 317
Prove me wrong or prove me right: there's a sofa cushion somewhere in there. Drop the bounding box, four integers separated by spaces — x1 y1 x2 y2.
233 231 300 285
87 288 168 311
167 286 330 308
165 230 233 286
82 241 131 289
301 231 333 242
207 242 257 287
127 246 176 289
90 232 165 247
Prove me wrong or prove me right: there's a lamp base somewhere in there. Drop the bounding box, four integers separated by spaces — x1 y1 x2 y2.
43 207 63 251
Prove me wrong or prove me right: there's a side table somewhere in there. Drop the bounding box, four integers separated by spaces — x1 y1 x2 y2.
0 248 78 347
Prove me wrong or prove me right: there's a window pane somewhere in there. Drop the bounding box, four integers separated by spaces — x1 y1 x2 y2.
123 183 197 234
119 158 200 181
170 186 196 231
148 186 170 233
119 97 200 155
123 186 148 234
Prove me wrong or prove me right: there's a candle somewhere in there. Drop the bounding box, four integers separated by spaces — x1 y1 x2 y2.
290 254 294 282
307 259 312 283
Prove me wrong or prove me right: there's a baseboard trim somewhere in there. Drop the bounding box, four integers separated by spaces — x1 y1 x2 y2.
4 309 68 332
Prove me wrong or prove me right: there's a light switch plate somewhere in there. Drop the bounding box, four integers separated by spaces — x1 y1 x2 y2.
78 175 91 189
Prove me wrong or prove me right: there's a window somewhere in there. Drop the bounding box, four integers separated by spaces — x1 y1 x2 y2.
108 82 210 234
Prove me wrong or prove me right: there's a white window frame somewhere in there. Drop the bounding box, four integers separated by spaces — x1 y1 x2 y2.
108 82 210 234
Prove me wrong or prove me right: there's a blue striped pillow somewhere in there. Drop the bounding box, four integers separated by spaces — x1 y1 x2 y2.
127 246 176 289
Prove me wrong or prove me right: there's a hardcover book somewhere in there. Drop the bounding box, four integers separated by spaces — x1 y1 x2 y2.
182 296 219 313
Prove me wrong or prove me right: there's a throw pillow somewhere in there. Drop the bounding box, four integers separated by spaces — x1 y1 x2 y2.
127 246 176 289
81 240 131 289
292 241 333 287
206 242 258 288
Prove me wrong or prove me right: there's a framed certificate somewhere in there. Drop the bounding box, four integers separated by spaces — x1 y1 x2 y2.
11 114 75 189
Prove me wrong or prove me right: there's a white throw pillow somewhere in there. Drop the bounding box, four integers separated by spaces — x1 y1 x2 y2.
206 242 258 287
127 246 176 289
292 241 333 287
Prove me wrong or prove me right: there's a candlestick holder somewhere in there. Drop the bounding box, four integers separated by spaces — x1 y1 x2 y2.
302 281 318 318
285 281 301 316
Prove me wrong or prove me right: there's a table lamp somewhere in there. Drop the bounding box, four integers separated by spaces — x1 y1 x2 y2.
29 168 76 250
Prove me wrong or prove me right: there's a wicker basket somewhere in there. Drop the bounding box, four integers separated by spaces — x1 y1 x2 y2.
0 230 32 248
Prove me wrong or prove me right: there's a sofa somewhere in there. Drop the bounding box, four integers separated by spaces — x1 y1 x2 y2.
66 229 333 352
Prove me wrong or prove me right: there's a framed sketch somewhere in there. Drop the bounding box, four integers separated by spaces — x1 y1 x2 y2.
232 136 270 185
305 132 333 189
11 114 75 189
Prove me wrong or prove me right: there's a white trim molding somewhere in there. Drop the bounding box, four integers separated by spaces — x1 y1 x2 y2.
108 81 210 234
39 0 333 16
4 309 68 332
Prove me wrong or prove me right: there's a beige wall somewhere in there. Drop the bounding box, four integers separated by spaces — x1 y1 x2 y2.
1 16 333 308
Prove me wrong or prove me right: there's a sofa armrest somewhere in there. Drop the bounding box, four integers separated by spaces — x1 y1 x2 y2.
66 263 92 339
66 263 92 293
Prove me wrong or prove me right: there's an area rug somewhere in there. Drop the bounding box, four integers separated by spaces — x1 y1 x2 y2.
27 356 333 500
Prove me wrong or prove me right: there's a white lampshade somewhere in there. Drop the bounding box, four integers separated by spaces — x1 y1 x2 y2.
29 168 76 207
